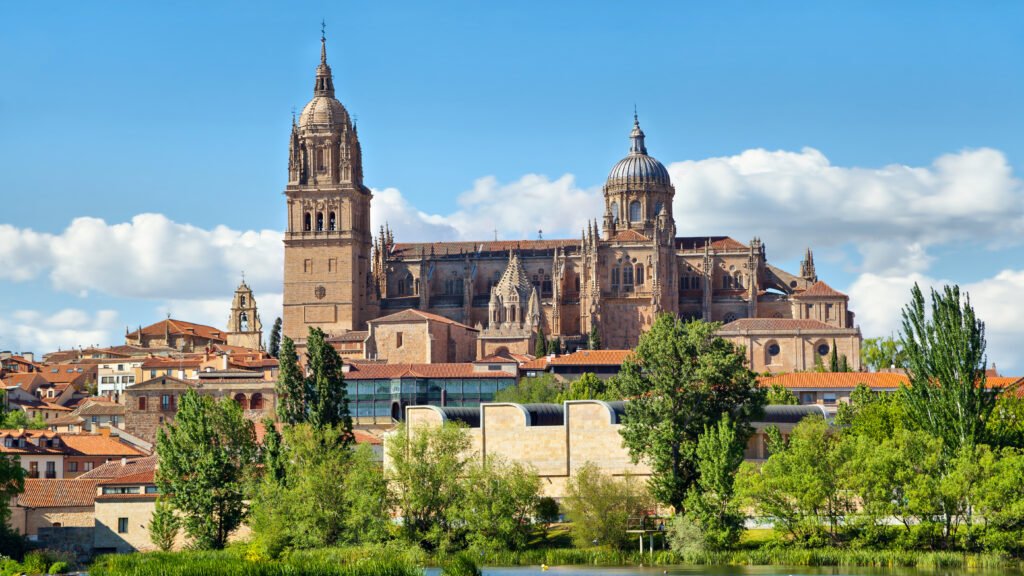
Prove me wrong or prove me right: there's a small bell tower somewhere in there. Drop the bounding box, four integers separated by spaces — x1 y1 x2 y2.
227 278 264 351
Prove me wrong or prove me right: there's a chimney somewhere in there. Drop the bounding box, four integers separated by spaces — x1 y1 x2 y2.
21 352 34 363
121 457 127 466
222 353 229 370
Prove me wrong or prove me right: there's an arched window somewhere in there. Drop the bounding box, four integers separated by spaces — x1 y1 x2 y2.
404 273 414 296
316 213 324 232
328 211 337 231
611 267 620 289
610 202 619 223
240 312 249 331
734 272 743 289
629 201 642 222
722 274 732 289
234 393 248 410
304 213 312 232
623 265 634 286
250 393 264 410
635 264 644 286
574 277 580 294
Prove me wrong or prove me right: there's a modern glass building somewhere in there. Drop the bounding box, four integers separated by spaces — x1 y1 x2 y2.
343 363 517 423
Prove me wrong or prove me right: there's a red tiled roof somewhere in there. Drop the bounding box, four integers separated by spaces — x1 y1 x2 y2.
519 356 551 371
141 357 203 369
2 373 46 391
38 364 95 385
328 330 369 343
718 318 849 332
344 363 512 380
17 479 98 508
74 400 126 417
391 239 578 258
676 236 748 252
759 372 908 390
78 455 157 481
98 470 155 486
548 350 634 367
59 434 146 457
794 281 848 299
369 309 476 331
253 421 384 446
610 229 649 242
128 318 226 342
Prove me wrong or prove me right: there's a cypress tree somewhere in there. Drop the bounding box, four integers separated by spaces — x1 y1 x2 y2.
275 336 305 425
268 318 282 358
838 354 849 373
829 339 840 372
588 324 602 350
535 326 548 357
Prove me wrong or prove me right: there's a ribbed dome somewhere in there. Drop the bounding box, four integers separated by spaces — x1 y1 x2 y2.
606 115 671 187
300 96 349 129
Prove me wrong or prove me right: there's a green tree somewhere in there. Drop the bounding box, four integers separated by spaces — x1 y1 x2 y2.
813 353 826 372
455 457 541 551
588 324 602 351
737 417 851 544
268 317 283 358
342 444 392 544
148 497 180 552
562 462 652 549
0 452 26 556
987 396 1024 449
387 422 472 550
305 327 353 439
548 337 562 355
829 339 840 372
682 414 745 550
976 447 1024 551
260 418 287 485
861 336 907 372
900 284 995 455
617 315 764 511
534 497 560 539
275 336 305 425
766 383 798 405
535 327 547 357
838 354 850 373
493 374 560 404
155 390 257 549
555 372 607 402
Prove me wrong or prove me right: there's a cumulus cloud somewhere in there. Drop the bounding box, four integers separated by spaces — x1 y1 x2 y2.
668 147 1024 273
0 308 119 353
849 269 1024 373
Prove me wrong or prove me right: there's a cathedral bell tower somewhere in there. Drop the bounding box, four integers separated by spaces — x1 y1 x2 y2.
282 31 375 345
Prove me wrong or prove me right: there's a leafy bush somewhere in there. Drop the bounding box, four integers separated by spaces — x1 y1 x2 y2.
440 554 480 576
48 561 69 574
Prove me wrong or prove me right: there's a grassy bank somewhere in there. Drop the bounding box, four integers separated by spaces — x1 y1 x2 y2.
89 548 423 576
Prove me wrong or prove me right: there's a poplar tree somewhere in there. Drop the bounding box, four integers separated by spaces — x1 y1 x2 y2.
305 327 353 445
275 336 305 425
899 284 995 455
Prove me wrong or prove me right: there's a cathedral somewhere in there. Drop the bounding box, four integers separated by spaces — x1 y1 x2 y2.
282 36 862 372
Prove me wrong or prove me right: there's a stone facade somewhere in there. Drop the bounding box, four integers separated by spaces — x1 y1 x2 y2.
226 280 264 351
281 40 862 367
366 309 477 364
399 401 825 500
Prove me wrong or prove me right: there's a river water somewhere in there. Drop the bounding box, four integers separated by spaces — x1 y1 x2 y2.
424 566 1016 576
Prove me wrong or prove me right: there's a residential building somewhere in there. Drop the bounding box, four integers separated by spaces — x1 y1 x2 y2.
9 479 98 539
97 359 143 400
47 398 127 433
364 309 479 363
125 318 227 351
0 430 65 479
59 430 147 478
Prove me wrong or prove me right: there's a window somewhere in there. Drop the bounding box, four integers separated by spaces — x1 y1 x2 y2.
817 343 830 356
723 312 738 323
328 258 337 273
629 201 642 222
654 201 664 216
611 267 620 289
635 264 644 286
823 393 838 404
161 395 174 411
250 393 264 410
767 343 781 356
68 462 78 473
316 212 324 232
304 259 313 274
138 397 147 411
734 272 743 289
623 265 633 287
45 461 56 479
303 212 312 231
328 211 337 231
800 392 815 404
145 485 159 494
111 415 119 426
240 311 249 331
234 393 248 410
610 202 619 223
117 517 129 534
396 332 404 348
84 462 93 472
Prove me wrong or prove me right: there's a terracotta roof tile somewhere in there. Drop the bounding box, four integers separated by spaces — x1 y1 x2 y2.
78 455 158 480
369 309 476 331
759 372 908 390
328 330 369 343
718 318 849 332
344 363 512 380
59 434 146 457
98 470 155 486
2 373 47 391
547 350 634 367
18 479 98 508
610 229 649 242
793 281 848 299
518 357 550 371
391 239 578 258
127 318 226 342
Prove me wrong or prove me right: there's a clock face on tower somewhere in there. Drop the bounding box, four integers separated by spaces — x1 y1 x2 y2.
315 285 327 300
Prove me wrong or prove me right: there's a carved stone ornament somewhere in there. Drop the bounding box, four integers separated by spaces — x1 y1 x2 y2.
314 285 327 300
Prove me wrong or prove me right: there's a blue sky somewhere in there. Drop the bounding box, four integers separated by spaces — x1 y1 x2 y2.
1 2 1023 370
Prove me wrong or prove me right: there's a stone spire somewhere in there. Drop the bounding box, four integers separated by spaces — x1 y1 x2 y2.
629 112 647 155
800 247 817 282
314 22 335 98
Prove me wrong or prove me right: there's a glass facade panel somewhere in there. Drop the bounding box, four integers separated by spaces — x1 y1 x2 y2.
462 380 480 396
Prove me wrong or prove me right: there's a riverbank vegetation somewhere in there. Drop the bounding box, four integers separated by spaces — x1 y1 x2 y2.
132 285 1024 573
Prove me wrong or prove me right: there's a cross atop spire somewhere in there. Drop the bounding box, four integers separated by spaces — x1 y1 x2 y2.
313 20 335 97
629 109 647 155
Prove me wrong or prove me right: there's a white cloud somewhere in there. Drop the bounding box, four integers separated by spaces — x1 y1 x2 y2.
0 225 53 281
848 269 1024 373
156 292 283 334
0 308 119 354
668 147 1024 273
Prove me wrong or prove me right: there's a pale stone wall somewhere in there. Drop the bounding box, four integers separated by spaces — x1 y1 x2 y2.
9 505 93 536
725 332 861 374
374 322 430 363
